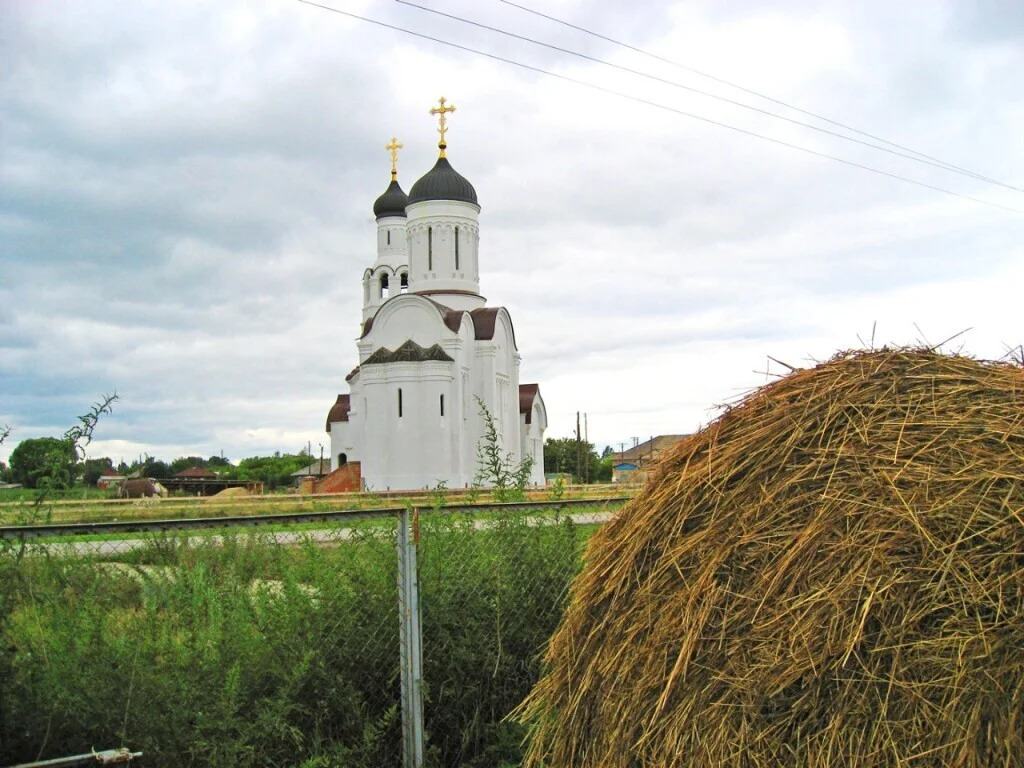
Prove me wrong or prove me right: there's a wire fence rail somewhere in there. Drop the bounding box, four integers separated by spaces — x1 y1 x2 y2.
0 497 626 767
0 486 631 527
7 747 143 767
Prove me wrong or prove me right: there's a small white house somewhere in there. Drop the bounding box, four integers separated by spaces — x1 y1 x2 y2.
327 104 546 491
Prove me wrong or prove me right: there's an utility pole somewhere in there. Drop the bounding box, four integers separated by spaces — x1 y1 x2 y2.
584 412 589 484
576 411 582 484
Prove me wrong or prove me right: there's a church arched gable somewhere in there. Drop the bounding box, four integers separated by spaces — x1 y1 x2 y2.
364 295 461 356
488 308 518 378
532 398 547 431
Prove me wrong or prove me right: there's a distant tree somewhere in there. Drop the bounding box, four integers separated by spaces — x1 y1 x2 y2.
8 437 79 489
0 425 9 483
125 454 170 478
82 457 115 486
600 445 615 459
543 437 576 476
142 457 170 478
169 456 208 475
224 453 309 490
8 395 117 490
207 455 232 469
543 436 602 483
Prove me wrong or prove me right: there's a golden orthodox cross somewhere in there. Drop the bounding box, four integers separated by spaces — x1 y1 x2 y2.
385 136 403 180
429 96 456 157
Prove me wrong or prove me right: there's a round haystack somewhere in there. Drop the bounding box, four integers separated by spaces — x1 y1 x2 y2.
518 348 1024 767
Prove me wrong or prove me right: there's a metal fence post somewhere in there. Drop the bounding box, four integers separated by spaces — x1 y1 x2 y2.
397 505 425 768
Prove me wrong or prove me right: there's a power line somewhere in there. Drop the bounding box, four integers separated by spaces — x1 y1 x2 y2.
398 0 1022 193
498 0 1017 192
295 0 1021 214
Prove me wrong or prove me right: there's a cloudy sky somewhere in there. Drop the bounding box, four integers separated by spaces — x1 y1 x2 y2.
2 0 1022 466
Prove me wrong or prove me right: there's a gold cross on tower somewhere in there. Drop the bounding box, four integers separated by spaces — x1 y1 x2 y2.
429 96 457 158
385 136 403 180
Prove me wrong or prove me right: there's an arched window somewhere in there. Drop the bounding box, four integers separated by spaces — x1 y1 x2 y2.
338 452 347 466
380 273 389 299
427 227 433 271
400 272 409 294
455 226 460 270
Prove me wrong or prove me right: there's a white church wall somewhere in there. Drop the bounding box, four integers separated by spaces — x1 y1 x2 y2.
358 361 457 490
329 419 357 470
521 399 547 485
375 215 408 263
406 199 481 297
490 310 522 463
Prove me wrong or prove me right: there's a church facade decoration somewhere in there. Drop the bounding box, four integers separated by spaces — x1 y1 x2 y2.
326 98 547 491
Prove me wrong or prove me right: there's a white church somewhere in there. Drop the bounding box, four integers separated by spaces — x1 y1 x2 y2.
326 98 547 491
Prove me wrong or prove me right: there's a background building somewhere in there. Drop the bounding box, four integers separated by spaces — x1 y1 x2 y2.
611 434 690 484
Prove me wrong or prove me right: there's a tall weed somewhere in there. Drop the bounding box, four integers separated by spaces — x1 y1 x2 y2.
1 511 590 766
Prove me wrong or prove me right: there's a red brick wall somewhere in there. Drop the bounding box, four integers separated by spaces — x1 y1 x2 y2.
314 462 361 494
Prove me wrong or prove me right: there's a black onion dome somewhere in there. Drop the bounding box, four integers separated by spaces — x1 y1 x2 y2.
408 156 478 206
373 179 409 219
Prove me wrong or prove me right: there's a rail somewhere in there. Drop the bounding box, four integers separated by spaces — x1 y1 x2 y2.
0 496 631 540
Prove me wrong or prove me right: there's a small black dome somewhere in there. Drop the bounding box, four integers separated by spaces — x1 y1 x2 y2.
373 179 408 219
408 156 478 207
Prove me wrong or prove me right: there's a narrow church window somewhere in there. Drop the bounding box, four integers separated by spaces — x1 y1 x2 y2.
428 226 433 270
398 388 403 417
440 394 445 416
380 273 389 299
400 272 408 294
455 227 460 270
387 230 391 246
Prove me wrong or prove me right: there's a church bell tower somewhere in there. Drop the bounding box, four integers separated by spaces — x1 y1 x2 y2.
404 97 484 311
363 137 410 323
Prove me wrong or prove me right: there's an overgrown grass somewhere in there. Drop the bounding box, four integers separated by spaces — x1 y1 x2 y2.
0 486 112 503
0 508 595 767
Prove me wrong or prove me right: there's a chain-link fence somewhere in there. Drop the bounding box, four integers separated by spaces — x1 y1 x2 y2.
0 498 625 767
415 504 606 767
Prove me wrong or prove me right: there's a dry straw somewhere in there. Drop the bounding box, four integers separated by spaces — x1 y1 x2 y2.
517 348 1024 767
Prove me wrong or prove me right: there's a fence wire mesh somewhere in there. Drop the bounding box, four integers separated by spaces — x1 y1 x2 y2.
1 498 621 767
415 504 600 767
0 511 403 767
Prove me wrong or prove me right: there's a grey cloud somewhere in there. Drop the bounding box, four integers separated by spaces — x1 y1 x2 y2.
2 0 1021 464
